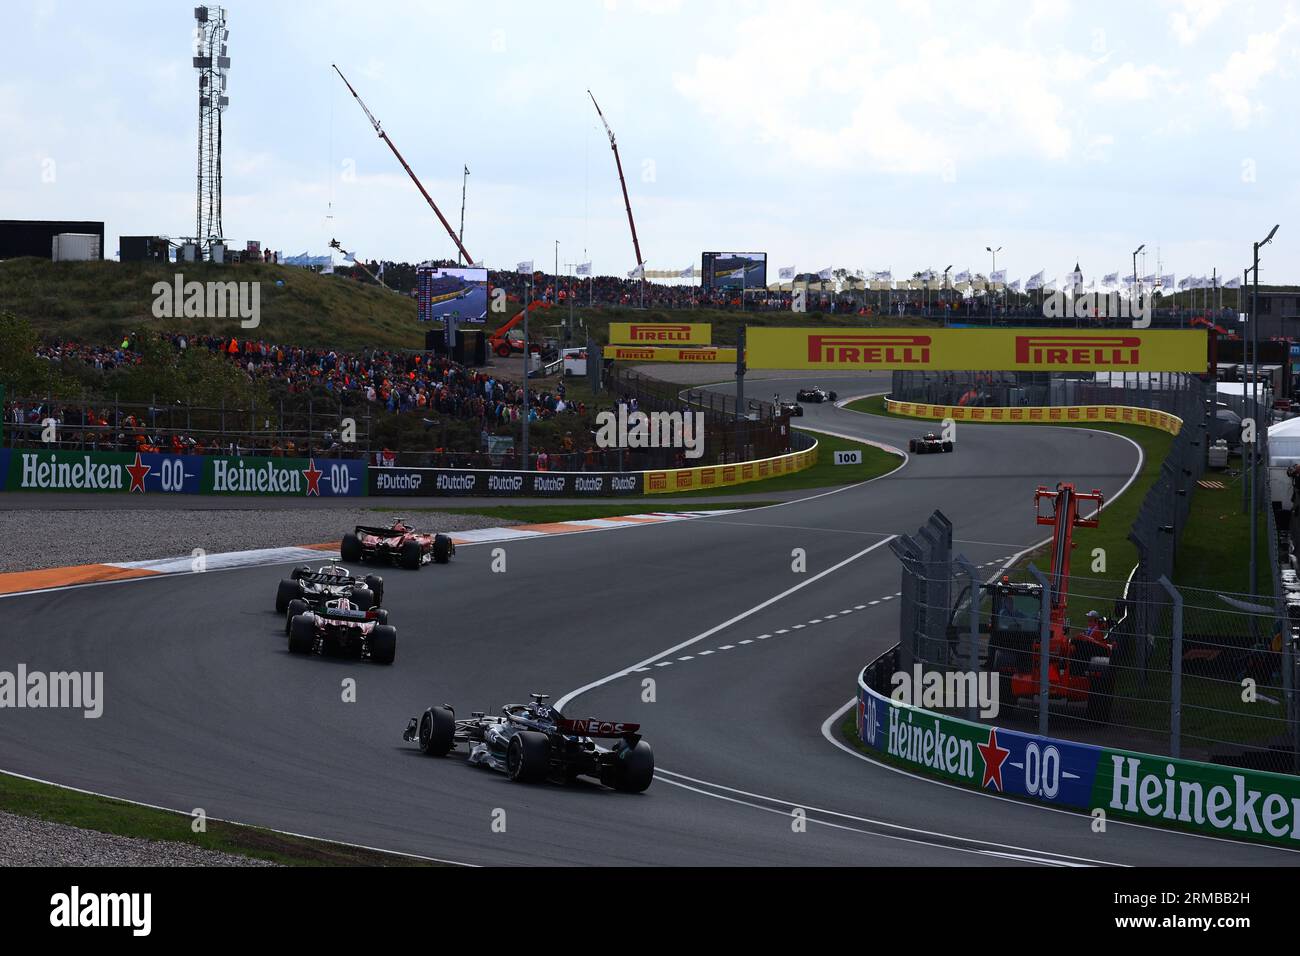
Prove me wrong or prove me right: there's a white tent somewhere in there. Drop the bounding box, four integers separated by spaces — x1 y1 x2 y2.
1267 415 1300 504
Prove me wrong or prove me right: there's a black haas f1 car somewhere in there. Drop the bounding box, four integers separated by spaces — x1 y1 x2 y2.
778 400 804 417
288 597 396 664
908 432 954 454
796 386 837 403
404 693 654 792
340 519 455 570
275 562 384 615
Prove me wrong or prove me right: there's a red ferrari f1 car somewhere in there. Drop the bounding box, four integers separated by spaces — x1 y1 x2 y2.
340 520 455 570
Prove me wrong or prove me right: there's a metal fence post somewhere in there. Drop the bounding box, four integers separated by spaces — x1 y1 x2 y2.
1029 563 1052 737
1158 575 1183 759
955 555 981 721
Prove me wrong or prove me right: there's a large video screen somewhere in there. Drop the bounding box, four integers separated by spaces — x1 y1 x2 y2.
417 266 488 323
702 252 767 292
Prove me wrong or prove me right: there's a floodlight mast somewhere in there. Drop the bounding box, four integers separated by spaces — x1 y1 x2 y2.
332 64 473 265
588 90 643 269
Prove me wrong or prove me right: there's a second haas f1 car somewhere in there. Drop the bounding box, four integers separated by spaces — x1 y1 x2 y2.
908 432 954 454
403 694 654 792
274 562 384 614
288 597 396 664
341 519 455 569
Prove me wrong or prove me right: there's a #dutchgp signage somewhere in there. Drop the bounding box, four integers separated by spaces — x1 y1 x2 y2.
370 468 644 497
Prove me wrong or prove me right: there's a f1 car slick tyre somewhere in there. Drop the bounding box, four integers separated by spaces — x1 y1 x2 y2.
285 599 309 635
418 706 455 756
368 624 397 665
401 540 422 570
340 533 363 564
371 608 389 627
506 731 551 783
275 579 299 614
611 740 655 793
942 442 953 453
364 574 384 604
432 534 455 564
349 587 375 611
288 614 314 655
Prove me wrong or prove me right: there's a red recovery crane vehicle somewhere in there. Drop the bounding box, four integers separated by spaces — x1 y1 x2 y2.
978 483 1117 723
588 90 644 274
489 299 549 358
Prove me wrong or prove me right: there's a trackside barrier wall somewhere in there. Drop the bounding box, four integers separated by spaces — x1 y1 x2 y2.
0 441 819 498
369 442 820 497
855 654 1300 849
883 399 1184 435
0 448 366 497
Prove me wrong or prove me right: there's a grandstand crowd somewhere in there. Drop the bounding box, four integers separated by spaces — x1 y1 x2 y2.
11 333 589 464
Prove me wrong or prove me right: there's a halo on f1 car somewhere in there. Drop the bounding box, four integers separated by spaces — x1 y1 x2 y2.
274 561 384 614
403 693 654 792
341 519 455 570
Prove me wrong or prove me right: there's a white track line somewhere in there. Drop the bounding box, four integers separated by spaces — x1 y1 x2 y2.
554 534 898 711
654 769 1115 866
0 768 476 867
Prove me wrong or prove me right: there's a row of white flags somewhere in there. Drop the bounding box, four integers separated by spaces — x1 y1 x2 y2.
517 258 1244 292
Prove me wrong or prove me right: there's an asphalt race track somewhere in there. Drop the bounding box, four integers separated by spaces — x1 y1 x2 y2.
1 375 1295 866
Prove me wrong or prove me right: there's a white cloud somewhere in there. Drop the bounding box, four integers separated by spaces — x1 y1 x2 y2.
1208 10 1298 126
1091 62 1175 99
673 4 1096 174
1167 0 1229 44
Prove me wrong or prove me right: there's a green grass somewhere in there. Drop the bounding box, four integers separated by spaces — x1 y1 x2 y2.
845 394 891 417
0 258 424 351
382 502 778 523
1174 476 1272 596
0 771 436 866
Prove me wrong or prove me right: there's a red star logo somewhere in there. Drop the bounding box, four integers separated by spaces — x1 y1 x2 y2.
977 727 1010 792
302 458 323 496
126 452 151 493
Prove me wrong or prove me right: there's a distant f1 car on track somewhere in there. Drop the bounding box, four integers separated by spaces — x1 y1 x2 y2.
403 693 654 792
778 400 804 417
288 598 396 663
795 387 837 403
908 432 954 454
340 520 455 569
275 562 384 614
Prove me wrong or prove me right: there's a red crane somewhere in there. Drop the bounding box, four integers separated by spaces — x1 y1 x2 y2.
588 90 644 271
333 65 474 266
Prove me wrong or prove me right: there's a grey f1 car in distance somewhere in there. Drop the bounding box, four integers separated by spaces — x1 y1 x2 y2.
275 562 384 614
403 694 654 792
795 386 837 403
908 432 954 454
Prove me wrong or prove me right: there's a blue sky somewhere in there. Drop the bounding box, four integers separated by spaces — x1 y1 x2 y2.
1 0 1296 284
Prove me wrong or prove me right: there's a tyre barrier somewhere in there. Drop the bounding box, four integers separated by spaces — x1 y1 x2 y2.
855 649 1300 849
883 398 1184 436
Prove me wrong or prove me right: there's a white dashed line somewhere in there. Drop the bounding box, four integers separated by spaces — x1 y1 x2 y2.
718 644 735 650
677 656 694 661
655 661 673 667
757 634 772 640
699 650 714 656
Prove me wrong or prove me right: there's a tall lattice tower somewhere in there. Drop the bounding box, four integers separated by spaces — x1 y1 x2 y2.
193 6 230 253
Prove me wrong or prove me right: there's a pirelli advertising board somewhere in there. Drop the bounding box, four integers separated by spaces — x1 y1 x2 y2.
744 328 1207 373
644 446 817 494
608 323 711 346
605 346 737 364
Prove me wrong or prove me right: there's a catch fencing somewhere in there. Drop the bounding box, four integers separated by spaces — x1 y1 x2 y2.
889 510 1299 775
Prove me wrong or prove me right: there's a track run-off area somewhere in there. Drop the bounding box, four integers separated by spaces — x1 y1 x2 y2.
1 371 1293 866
